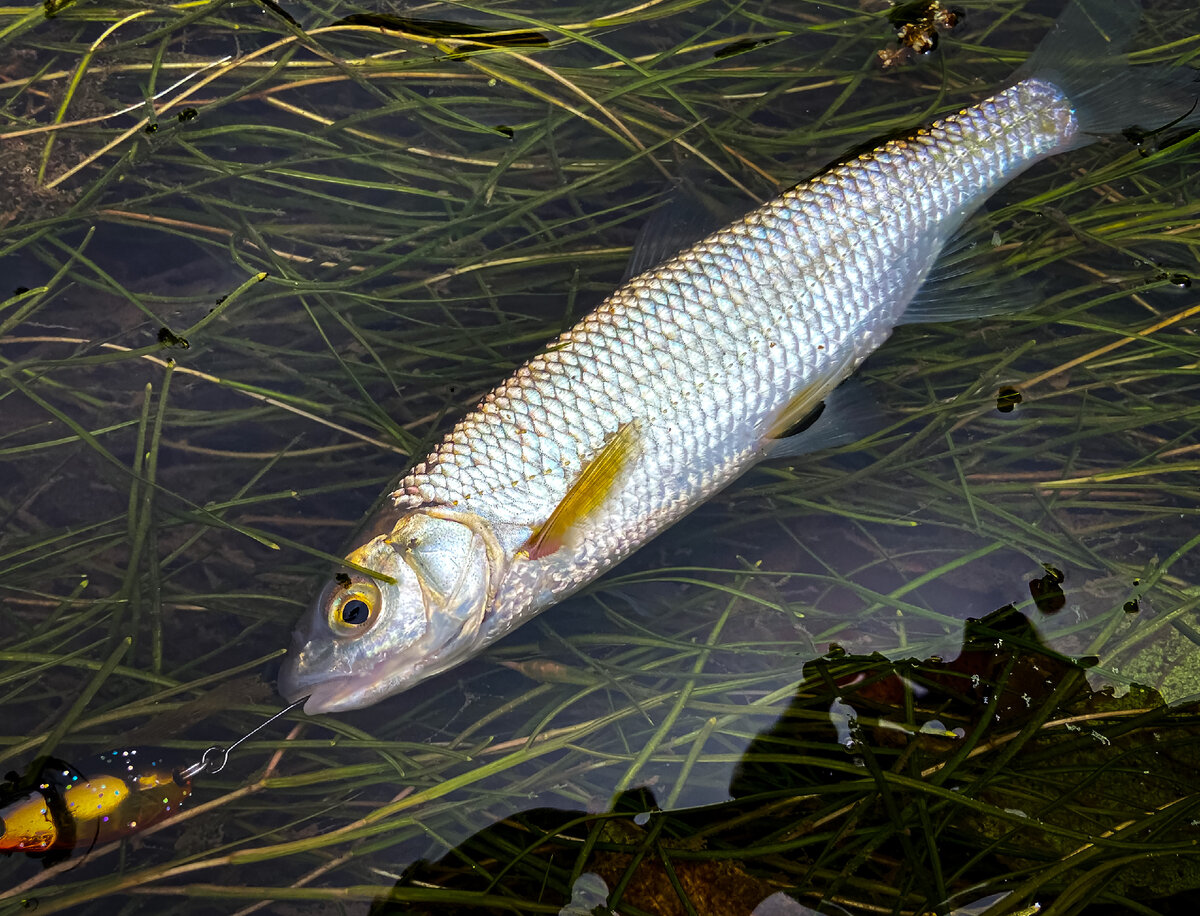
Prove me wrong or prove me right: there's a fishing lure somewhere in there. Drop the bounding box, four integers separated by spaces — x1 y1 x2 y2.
280 0 1200 714
0 700 302 864
0 748 192 862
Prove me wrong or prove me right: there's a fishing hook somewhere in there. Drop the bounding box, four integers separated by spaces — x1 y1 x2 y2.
176 696 308 781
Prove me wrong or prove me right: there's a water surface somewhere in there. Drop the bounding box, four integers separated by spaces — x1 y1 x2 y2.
2 0 1200 913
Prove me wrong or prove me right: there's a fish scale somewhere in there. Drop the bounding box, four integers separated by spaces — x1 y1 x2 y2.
394 80 1076 634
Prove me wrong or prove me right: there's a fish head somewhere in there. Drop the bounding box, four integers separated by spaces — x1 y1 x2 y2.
279 510 497 713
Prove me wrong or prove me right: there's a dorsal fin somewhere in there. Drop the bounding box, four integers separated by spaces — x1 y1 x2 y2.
523 422 638 560
623 175 747 281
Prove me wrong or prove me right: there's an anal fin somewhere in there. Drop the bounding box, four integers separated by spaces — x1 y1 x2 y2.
899 220 1037 325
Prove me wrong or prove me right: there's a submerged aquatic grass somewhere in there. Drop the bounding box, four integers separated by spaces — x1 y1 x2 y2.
2 0 1200 912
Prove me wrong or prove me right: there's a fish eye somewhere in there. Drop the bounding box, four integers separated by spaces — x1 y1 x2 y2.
341 599 370 625
326 579 382 636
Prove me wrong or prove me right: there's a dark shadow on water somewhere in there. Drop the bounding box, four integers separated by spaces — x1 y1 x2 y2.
368 604 1200 915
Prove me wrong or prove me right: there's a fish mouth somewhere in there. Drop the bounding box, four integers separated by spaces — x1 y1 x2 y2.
279 663 382 714
279 623 484 714
277 644 376 713
299 676 371 714
279 636 434 714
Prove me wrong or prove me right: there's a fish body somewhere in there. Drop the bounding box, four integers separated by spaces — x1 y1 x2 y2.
397 79 1073 624
280 0 1193 714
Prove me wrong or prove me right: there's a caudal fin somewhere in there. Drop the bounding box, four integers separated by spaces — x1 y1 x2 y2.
1015 0 1200 143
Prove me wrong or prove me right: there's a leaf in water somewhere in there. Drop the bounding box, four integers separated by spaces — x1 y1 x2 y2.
713 38 775 60
497 658 597 685
157 327 190 349
1029 565 1066 614
333 13 548 47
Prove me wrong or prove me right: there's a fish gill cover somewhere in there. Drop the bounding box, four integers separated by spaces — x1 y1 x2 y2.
1 0 1200 914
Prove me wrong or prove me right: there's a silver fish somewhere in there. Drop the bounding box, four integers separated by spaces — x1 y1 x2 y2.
280 0 1191 713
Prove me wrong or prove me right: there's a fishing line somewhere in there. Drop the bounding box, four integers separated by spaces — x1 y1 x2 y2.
177 696 308 781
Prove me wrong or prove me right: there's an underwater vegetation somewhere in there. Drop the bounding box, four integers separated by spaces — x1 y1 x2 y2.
2 0 1200 913
382 607 1200 915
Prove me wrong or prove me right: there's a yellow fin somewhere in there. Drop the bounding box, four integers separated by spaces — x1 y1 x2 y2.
524 422 637 560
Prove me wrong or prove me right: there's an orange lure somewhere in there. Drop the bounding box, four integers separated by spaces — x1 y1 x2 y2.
0 748 193 861
1 699 303 864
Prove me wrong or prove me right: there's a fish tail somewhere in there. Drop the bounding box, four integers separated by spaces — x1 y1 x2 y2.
1016 0 1200 146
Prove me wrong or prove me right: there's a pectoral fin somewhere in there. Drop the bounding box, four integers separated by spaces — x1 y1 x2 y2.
523 422 638 560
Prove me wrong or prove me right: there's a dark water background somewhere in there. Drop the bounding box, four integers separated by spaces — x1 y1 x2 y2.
2 0 1200 912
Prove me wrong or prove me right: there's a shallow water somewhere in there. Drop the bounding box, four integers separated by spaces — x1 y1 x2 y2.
2 0 1200 913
